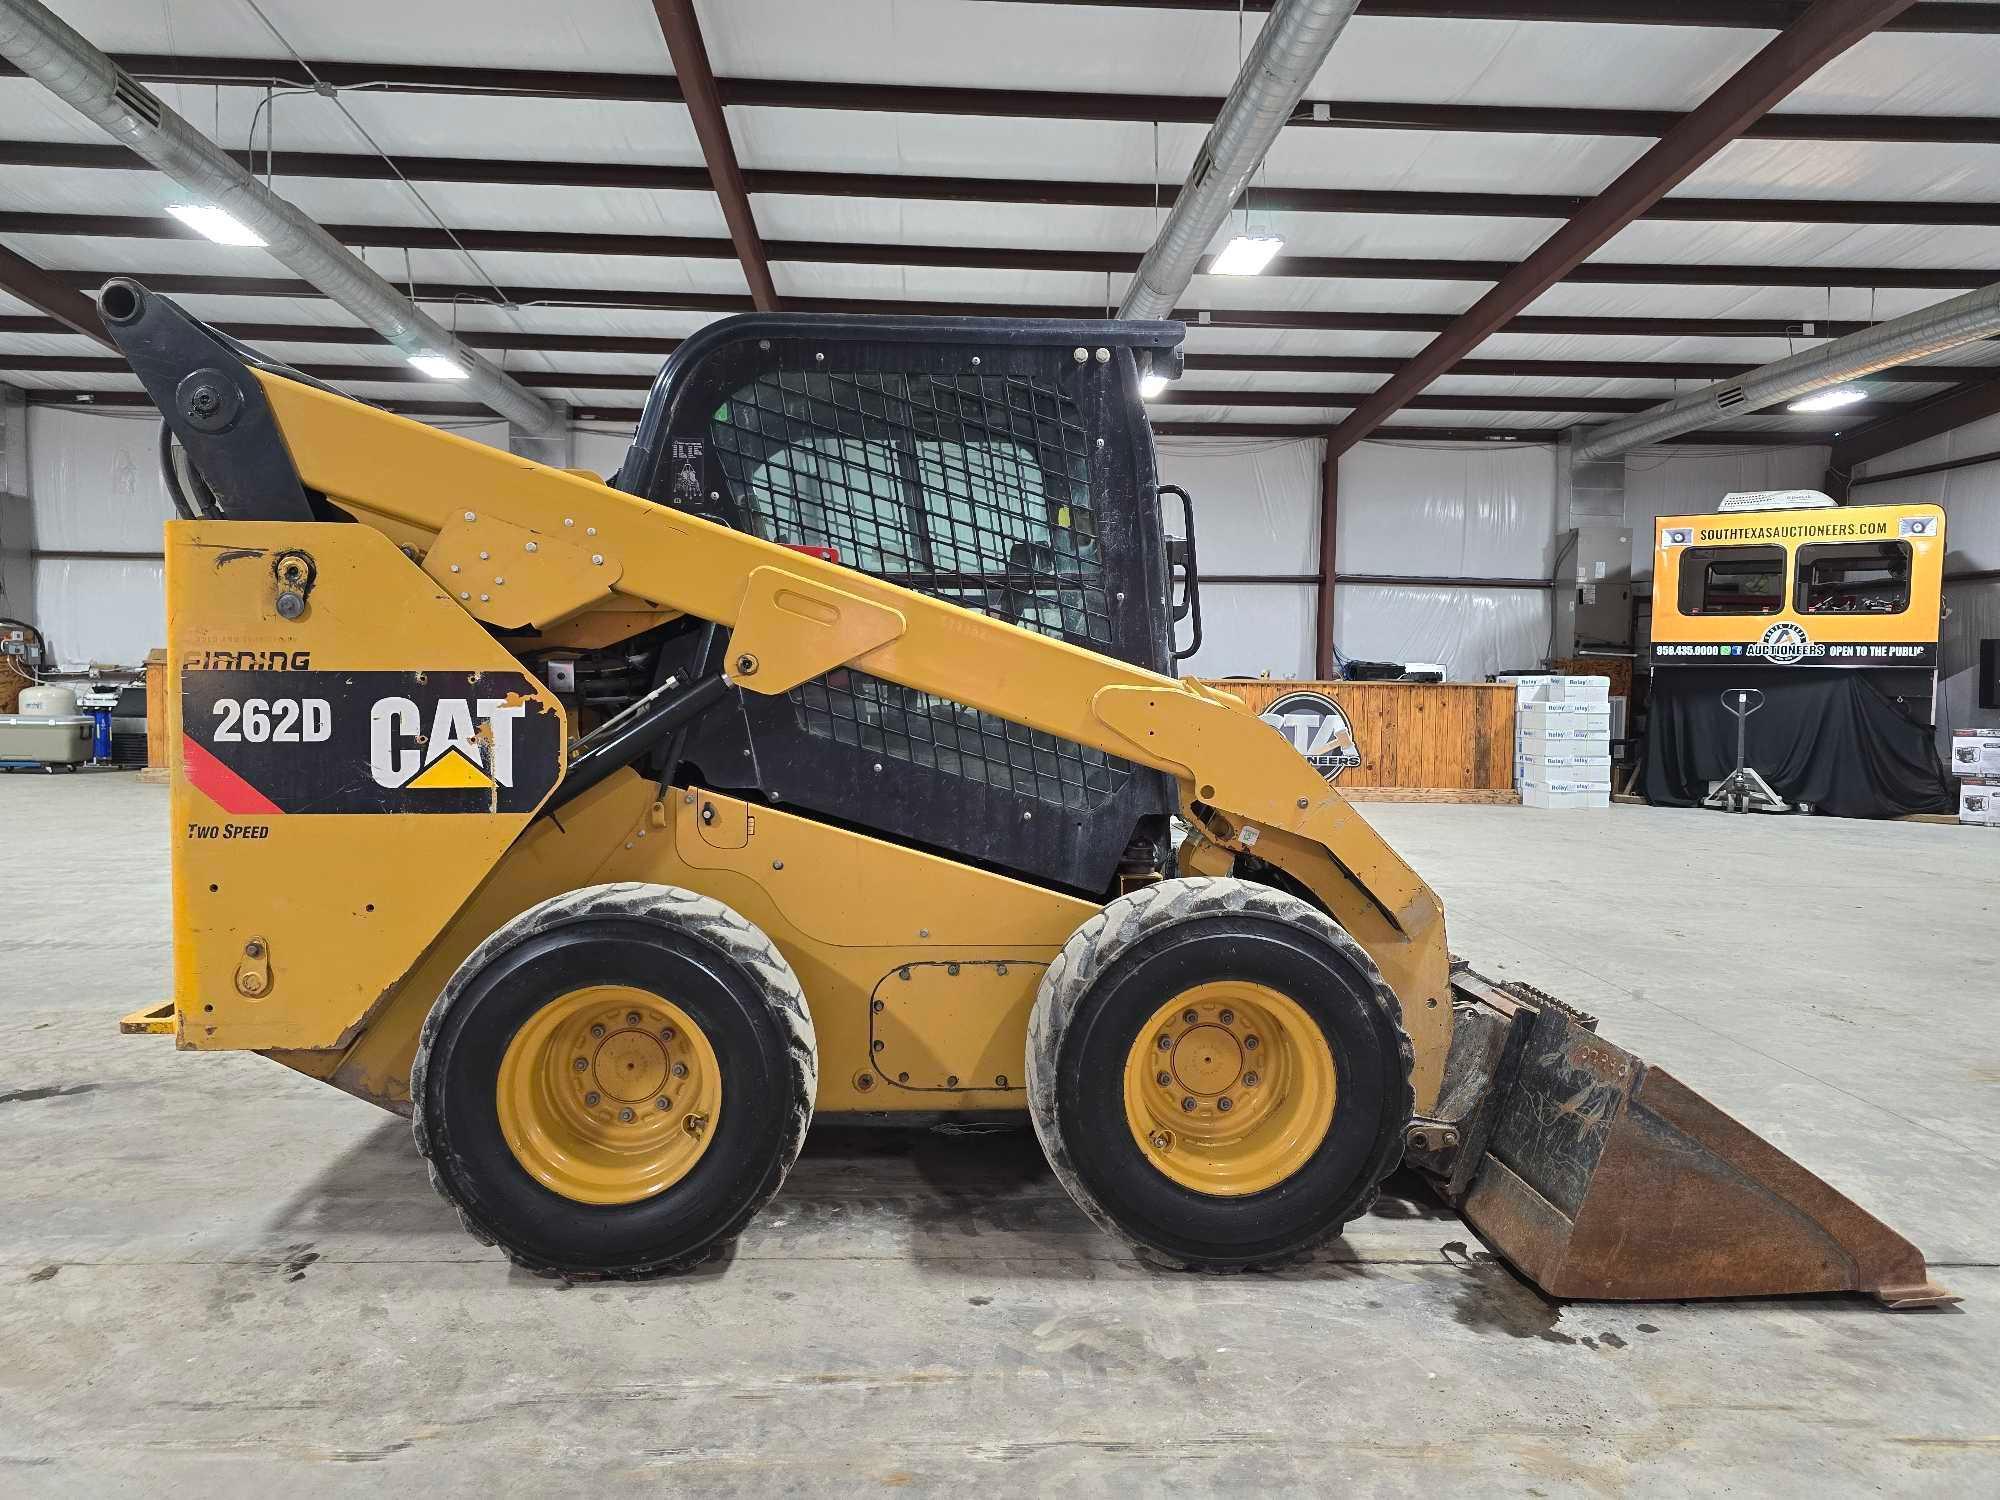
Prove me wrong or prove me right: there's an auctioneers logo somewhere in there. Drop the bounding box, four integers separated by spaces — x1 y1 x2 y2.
1261 691 1363 783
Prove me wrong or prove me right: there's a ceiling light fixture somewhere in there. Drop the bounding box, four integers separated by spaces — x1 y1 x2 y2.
408 353 470 380
1209 234 1284 277
164 203 266 247
1786 384 1869 413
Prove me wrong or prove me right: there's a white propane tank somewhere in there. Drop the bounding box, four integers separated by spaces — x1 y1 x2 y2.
19 684 78 718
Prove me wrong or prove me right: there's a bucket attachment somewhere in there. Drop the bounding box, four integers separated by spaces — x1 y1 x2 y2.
1405 966 1955 1308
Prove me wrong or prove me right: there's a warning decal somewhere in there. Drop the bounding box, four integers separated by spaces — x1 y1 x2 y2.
180 669 561 814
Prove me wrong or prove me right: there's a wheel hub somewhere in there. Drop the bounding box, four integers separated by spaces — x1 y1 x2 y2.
1123 981 1336 1197
495 985 722 1205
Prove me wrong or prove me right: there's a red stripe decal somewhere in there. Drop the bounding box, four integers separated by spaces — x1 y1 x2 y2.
182 733 282 816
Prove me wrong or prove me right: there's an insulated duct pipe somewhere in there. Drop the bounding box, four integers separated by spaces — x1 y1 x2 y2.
1575 278 2000 461
0 0 559 434
1117 0 1359 320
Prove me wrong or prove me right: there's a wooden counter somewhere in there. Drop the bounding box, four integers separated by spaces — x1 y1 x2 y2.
1201 678 1517 798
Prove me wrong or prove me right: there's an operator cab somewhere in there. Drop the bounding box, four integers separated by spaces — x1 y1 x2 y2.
611 314 1197 897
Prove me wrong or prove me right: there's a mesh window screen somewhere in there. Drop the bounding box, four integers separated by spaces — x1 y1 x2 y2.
711 368 1134 810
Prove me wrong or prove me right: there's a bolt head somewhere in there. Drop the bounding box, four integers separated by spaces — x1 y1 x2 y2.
1182 1008 1198 1024
1217 1096 1233 1113
672 1061 688 1078
625 1011 640 1025
1243 1071 1258 1087
1073 346 1088 363
656 1097 670 1111
1157 1033 1173 1051
584 1092 601 1107
660 1026 676 1041
618 1107 635 1123
525 541 538 552
590 1024 605 1039
591 553 604 565
574 1057 589 1072
1219 1008 1234 1024
1156 1070 1171 1086
1244 1035 1260 1051
463 511 476 522
1180 1096 1196 1113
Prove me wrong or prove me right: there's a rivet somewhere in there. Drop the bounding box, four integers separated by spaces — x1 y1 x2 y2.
494 576 505 585
459 591 469 600
449 563 460 573
772 858 784 870
898 1071 910 1083
873 761 883 773
587 527 597 536
525 541 537 552
564 517 575 527
1022 810 1032 821
477 549 489 560
709 491 719 501
947 963 961 976
463 511 476 521
971 356 981 367
1297 796 1309 809
900 966 912 980
996 963 1008 976
591 554 604 565
1180 1096 1196 1113
872 999 885 1014
480 593 490 602
918 929 930 939
872 1039 885 1052
1095 437 1105 450
945 1075 959 1088
995 1075 1008 1087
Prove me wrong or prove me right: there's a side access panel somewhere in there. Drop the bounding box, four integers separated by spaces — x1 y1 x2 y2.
167 521 565 1051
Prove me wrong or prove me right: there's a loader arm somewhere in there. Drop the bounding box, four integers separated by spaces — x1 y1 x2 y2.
247 368 1457 1109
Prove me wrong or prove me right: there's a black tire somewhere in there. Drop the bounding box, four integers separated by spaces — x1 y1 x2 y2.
412 881 816 1278
1025 876 1412 1269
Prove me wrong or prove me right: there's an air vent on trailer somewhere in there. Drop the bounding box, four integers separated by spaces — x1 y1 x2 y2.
1713 386 1749 411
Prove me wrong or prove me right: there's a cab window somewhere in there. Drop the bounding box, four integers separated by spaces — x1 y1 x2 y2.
1679 546 1786 616
1795 540 1911 616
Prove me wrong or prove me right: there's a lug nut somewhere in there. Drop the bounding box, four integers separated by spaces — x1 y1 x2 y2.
1157 1034 1172 1051
1217 1097 1234 1113
1244 1035 1260 1051
1182 1009 1198 1024
573 1057 589 1072
1180 1096 1196 1113
590 1024 605 1039
1156 1070 1171 1086
660 1027 675 1041
672 1061 688 1078
584 1091 601 1107
618 1108 635 1123
656 1097 670 1111
1220 1008 1234 1024
1243 1071 1259 1087
625 1011 640 1025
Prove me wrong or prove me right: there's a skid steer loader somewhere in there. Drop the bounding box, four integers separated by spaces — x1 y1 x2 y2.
106 279 1949 1304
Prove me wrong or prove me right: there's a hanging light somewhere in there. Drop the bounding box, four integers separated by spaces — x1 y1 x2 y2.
164 203 266 247
1786 384 1869 413
408 353 470 380
1209 234 1285 277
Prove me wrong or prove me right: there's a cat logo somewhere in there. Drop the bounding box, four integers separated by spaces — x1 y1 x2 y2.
369 696 527 791
1260 690 1363 783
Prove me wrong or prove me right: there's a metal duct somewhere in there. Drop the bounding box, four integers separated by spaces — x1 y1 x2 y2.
1575 278 2000 461
0 0 559 434
1117 0 1359 321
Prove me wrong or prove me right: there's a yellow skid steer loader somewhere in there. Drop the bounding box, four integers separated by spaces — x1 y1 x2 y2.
106 279 1949 1304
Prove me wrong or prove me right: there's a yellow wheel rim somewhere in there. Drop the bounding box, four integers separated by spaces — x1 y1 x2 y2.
495 984 722 1206
1122 981 1336 1197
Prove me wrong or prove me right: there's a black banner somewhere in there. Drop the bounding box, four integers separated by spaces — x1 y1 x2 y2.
180 668 562 815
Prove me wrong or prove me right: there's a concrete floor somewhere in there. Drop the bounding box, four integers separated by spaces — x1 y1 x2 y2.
2 774 1996 1496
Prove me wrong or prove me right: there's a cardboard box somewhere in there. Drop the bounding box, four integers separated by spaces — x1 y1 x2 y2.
1518 703 1612 732
1517 725 1611 749
1517 753 1612 787
1520 777 1612 810
1511 675 1612 706
1961 778 2000 827
1950 731 2000 778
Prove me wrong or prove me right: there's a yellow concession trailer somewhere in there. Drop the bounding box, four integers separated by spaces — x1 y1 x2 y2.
1645 497 1954 817
1652 500 1945 669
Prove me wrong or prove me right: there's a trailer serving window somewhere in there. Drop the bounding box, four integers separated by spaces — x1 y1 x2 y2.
1678 545 1787 615
1795 540 1912 615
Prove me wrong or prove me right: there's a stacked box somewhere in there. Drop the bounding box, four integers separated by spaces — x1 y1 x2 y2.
1514 676 1611 809
1953 730 2000 827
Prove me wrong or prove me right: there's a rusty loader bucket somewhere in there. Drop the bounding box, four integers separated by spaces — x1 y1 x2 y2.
1406 967 1954 1308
